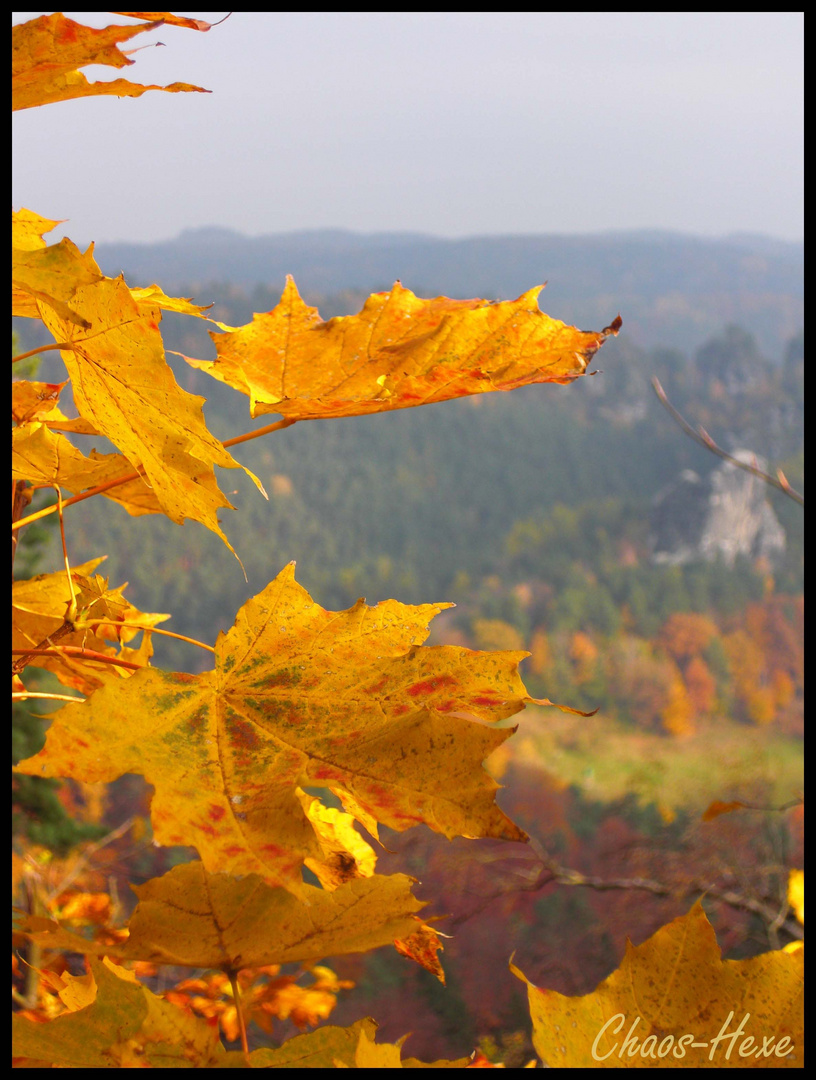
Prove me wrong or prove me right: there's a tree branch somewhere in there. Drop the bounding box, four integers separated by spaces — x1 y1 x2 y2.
651 377 803 506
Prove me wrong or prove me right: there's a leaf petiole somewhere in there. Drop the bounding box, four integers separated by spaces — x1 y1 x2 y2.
12 342 78 364
78 619 215 654
12 646 142 671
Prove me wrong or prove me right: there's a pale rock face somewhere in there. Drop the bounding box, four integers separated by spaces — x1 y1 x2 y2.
650 451 786 567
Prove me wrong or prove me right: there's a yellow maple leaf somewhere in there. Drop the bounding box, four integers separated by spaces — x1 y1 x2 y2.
12 422 164 517
183 275 621 420
34 270 262 551
12 559 167 693
12 13 209 112
12 956 225 1068
11 379 69 424
247 1018 379 1068
17 563 531 886
394 917 447 984
298 789 379 889
512 902 803 1068
17 861 424 970
12 209 102 326
126 283 214 319
248 1017 471 1068
11 376 100 435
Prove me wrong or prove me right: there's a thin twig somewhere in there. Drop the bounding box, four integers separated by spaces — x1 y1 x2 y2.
41 818 137 905
651 378 803 506
444 846 802 943
538 854 804 942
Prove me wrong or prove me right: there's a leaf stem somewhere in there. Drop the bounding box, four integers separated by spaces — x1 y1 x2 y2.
12 646 143 671
56 486 79 624
12 342 77 364
79 619 215 653
222 417 298 448
227 970 251 1061
12 691 86 704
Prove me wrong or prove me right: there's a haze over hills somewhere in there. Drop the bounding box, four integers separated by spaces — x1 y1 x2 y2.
93 227 804 358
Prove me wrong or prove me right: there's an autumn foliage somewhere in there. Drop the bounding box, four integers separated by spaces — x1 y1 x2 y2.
12 13 802 1067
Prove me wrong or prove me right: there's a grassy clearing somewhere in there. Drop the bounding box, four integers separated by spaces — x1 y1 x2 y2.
501 707 803 815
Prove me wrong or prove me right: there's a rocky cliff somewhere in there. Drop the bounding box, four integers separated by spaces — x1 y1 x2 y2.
650 451 786 567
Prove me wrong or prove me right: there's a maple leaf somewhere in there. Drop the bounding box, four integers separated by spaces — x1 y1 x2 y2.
244 1017 472 1069
12 559 166 693
12 209 102 327
126 282 214 319
352 1025 474 1068
394 918 447 984
12 376 100 436
183 276 622 420
12 422 165 517
17 861 424 970
247 1017 380 1068
12 956 227 1068
32 267 263 551
298 789 379 889
512 902 803 1068
17 563 532 886
12 379 69 424
12 13 209 112
12 210 214 329
112 12 217 32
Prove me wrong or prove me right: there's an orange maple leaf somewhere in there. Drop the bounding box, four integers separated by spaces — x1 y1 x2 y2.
183 276 621 420
12 13 209 112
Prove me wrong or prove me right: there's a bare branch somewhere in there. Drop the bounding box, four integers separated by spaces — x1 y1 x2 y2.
651 377 803 506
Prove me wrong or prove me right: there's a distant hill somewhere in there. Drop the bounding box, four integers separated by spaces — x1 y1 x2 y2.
94 227 803 357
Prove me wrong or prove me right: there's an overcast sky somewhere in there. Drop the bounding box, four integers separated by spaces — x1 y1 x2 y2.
12 11 804 246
